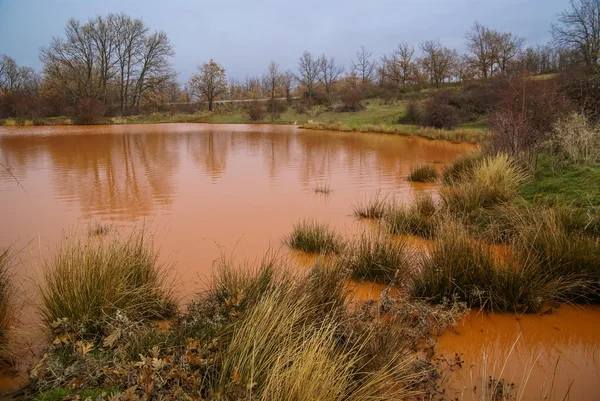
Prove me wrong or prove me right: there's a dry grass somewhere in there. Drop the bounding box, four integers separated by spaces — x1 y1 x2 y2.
441 154 527 214
301 121 487 144
0 248 14 365
38 228 176 333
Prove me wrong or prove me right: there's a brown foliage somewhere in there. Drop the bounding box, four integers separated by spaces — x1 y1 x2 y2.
337 88 365 112
420 89 460 129
73 98 106 125
246 101 266 121
559 65 600 122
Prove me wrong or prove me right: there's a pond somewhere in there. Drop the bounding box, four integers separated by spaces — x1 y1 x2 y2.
0 123 598 399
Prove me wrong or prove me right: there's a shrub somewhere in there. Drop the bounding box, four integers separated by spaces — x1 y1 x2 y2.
488 74 572 166
285 220 343 254
343 233 412 283
553 112 600 163
267 99 288 119
39 229 176 332
420 90 460 129
337 89 365 112
73 98 106 125
559 65 600 122
408 164 437 182
246 101 266 121
399 100 421 124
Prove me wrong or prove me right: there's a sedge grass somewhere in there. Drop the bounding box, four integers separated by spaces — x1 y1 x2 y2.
408 164 438 182
353 192 390 219
343 232 412 284
413 222 589 312
284 220 343 254
385 194 438 238
39 228 176 333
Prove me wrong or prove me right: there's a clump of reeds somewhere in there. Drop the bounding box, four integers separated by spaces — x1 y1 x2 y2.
408 164 437 182
285 220 343 254
413 222 588 312
39 228 176 333
0 248 14 365
385 194 438 238
440 154 526 214
314 182 334 194
342 232 412 283
353 192 389 219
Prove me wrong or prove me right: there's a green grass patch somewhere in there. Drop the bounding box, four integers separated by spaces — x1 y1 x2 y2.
521 153 600 211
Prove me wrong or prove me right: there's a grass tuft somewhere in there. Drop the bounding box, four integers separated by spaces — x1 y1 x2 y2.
408 164 438 182
39 228 176 333
441 152 484 184
353 193 390 219
441 154 526 214
285 220 343 254
343 232 412 283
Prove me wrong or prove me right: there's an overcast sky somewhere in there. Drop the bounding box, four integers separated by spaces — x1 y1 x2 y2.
0 0 569 82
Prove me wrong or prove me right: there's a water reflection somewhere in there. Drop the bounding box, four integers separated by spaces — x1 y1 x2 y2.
1 124 471 222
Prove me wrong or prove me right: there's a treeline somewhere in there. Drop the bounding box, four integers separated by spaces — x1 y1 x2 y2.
1 0 599 123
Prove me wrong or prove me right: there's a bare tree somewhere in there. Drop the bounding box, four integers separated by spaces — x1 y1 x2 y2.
494 32 525 74
552 0 600 66
262 61 281 105
0 55 38 93
351 45 376 85
383 42 418 86
297 51 319 101
188 59 227 111
465 22 498 79
40 13 174 114
419 40 457 85
318 55 344 100
453 54 476 82
280 70 294 104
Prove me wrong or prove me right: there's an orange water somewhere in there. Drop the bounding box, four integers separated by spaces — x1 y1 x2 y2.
1 123 599 399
